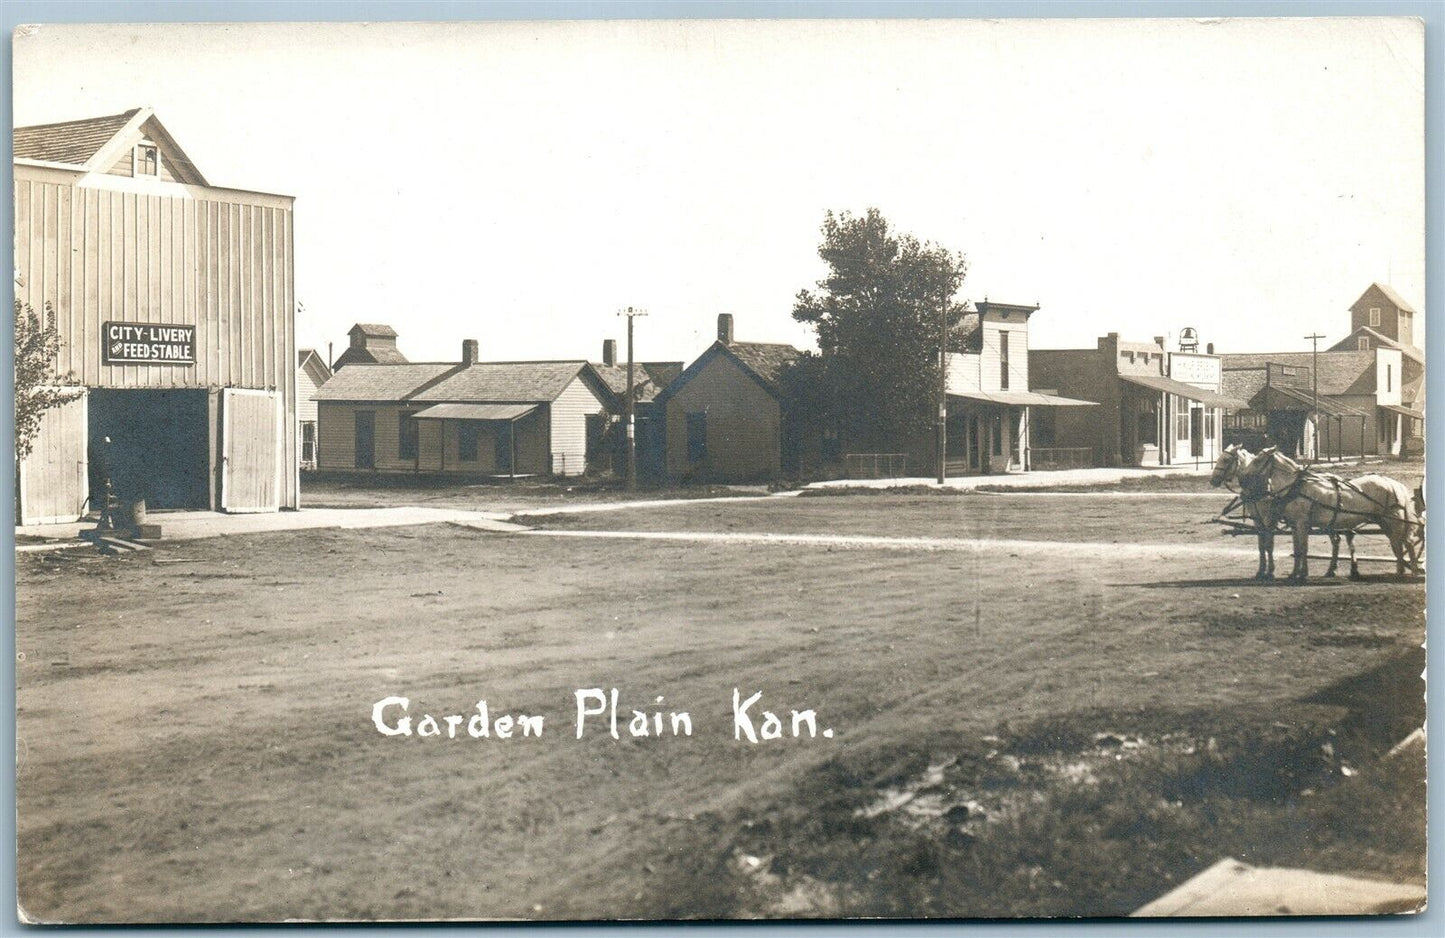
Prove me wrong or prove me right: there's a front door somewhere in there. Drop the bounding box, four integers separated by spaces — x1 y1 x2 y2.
355 411 375 469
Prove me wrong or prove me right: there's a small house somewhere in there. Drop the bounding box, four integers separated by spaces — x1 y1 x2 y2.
654 315 801 483
313 338 613 476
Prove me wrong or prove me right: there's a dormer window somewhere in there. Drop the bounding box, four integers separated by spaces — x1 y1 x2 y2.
135 143 159 177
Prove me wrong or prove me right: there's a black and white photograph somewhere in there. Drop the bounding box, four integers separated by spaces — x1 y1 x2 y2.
10 13 1430 923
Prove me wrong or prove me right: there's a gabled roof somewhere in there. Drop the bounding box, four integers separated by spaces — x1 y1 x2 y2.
655 340 802 404
313 363 456 402
1328 326 1424 364
349 323 399 338
1219 351 1378 396
14 107 208 185
14 110 137 165
642 361 685 388
298 348 334 385
412 361 602 404
1354 282 1417 315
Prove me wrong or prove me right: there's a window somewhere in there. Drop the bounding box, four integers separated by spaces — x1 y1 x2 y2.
301 422 316 463
1204 409 1216 441
1137 401 1158 445
398 412 418 460
136 143 159 176
1358 336 1370 351
686 412 707 462
1369 307 1381 327
999 331 1010 390
1387 364 1392 392
458 422 479 462
1176 410 1190 441
991 413 1003 455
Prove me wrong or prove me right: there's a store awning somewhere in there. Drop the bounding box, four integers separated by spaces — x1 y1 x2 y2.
947 390 1097 407
411 403 537 421
1379 403 1419 418
1118 373 1247 410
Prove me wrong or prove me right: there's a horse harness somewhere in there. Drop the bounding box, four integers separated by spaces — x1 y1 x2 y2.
1245 450 1416 534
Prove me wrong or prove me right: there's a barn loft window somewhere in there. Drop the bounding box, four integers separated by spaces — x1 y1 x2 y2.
1369 307 1382 327
136 143 159 176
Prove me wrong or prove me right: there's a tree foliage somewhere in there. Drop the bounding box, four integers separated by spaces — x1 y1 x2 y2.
790 209 969 451
14 301 82 461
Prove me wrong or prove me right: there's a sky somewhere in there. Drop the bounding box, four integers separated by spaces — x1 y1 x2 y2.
12 16 1426 368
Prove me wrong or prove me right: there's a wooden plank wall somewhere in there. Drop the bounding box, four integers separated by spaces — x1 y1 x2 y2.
14 167 297 509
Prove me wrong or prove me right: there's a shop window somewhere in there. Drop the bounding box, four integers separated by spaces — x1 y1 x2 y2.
686 412 707 462
1137 401 1158 446
459 423 480 462
398 412 418 460
1176 410 1190 441
1204 409 1216 440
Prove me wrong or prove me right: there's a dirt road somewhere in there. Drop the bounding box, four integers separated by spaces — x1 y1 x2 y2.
15 492 1425 921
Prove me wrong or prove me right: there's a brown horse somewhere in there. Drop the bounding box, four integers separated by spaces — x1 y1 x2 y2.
1240 448 1422 581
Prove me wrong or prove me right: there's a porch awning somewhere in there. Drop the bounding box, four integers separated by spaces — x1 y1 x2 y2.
410 403 537 421
1379 403 1419 418
947 390 1097 407
1257 384 1371 418
1118 373 1247 410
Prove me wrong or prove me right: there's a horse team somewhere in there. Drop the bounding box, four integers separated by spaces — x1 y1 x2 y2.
1210 445 1424 582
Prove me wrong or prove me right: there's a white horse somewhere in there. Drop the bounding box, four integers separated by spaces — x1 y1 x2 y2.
1240 448 1422 581
1210 444 1280 580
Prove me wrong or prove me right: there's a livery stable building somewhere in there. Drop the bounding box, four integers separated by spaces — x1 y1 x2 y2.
313 337 616 477
14 108 297 524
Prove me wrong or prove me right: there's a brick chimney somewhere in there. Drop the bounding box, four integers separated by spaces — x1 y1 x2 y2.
462 339 479 365
718 313 734 345
602 339 617 367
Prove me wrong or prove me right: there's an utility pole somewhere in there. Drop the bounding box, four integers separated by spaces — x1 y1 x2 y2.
936 291 949 485
618 306 648 489
1305 332 1324 461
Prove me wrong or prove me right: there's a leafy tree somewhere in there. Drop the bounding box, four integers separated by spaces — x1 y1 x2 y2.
791 209 969 452
14 300 82 461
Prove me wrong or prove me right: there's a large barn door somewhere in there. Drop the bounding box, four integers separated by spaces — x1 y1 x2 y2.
17 389 89 525
221 388 282 513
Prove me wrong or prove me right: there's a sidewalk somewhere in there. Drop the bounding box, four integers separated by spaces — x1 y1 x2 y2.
15 506 511 548
807 463 1217 491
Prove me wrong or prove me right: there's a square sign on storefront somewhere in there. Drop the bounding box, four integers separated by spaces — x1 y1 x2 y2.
103 321 196 365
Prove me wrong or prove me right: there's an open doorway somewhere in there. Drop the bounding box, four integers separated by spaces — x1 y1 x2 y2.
88 389 210 510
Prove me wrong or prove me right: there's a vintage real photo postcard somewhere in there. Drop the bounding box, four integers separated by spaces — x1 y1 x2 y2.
11 15 1427 922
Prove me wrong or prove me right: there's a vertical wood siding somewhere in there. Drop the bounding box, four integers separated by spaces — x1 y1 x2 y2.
15 168 297 508
549 377 606 475
17 391 88 524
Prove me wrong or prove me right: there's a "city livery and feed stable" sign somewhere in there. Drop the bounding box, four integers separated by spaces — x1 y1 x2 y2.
103 322 197 365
